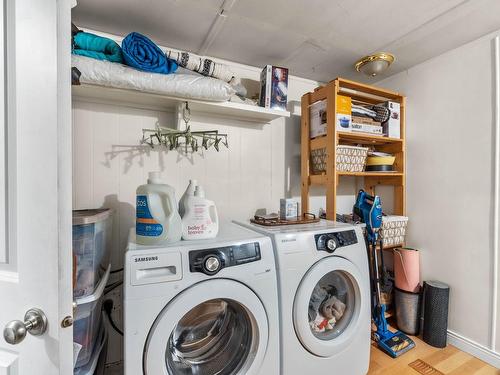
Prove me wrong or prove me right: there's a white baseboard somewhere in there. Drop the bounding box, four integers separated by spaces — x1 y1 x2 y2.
447 330 500 368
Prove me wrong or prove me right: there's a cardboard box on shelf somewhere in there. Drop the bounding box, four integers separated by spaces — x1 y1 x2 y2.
310 100 327 139
351 115 381 126
351 122 383 135
259 65 288 111
336 95 352 132
309 95 353 139
382 101 401 138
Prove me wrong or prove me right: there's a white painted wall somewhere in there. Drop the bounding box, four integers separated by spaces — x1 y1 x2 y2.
378 29 500 360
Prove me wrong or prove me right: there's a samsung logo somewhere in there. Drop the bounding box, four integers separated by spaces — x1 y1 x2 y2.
134 256 158 263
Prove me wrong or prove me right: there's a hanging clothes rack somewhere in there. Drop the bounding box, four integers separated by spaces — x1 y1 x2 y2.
141 102 229 152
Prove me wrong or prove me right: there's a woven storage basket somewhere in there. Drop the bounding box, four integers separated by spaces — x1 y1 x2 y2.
381 215 408 248
310 145 368 174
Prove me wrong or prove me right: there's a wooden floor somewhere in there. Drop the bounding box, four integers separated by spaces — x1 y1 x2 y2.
368 334 500 375
105 334 500 375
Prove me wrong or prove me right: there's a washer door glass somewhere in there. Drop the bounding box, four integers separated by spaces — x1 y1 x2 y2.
166 299 253 375
308 270 355 340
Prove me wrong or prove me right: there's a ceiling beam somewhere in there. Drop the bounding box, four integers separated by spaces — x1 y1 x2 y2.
198 0 238 56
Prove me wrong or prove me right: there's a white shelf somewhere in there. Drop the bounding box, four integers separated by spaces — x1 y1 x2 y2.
72 84 290 124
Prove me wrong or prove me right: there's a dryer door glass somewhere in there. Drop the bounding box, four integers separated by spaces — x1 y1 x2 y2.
308 270 356 340
166 298 254 374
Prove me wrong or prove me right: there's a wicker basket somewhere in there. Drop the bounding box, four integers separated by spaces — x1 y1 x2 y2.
310 145 369 174
381 215 408 248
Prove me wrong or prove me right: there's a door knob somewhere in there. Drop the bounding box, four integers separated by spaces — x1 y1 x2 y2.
3 308 48 345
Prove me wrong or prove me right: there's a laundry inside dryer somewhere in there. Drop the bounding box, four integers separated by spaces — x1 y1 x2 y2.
308 270 356 340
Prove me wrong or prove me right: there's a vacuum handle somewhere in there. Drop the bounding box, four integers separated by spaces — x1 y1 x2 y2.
371 242 383 307
360 189 377 202
379 239 386 273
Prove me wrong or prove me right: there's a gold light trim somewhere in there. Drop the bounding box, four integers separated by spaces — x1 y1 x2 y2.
354 52 395 72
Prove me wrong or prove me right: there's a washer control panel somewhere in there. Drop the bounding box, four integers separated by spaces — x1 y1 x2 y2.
315 230 357 253
189 242 261 275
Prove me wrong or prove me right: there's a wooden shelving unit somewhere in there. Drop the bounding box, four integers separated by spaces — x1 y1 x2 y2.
301 78 406 220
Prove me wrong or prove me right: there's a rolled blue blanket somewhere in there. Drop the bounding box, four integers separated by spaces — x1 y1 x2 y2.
73 32 123 63
122 32 177 74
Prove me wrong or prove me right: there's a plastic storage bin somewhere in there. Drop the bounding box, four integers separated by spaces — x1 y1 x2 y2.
74 315 108 375
73 209 113 298
74 265 110 368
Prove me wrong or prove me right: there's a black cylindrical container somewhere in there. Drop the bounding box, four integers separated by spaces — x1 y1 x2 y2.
422 280 450 348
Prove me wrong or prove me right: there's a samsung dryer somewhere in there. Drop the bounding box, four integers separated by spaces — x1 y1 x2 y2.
235 220 371 375
124 223 279 375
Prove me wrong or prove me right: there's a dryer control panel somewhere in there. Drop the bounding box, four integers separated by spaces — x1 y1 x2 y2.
189 242 261 275
315 230 358 253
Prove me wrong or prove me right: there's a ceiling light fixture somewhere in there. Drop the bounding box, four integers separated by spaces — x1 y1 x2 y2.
354 52 395 77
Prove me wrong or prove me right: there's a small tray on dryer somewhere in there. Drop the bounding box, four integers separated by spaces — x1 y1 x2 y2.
251 213 320 226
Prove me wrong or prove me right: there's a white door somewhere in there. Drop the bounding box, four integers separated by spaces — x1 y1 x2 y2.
0 0 73 373
144 279 269 375
293 257 366 357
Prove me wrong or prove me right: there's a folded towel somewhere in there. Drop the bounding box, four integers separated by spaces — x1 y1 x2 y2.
73 32 123 63
352 104 377 118
122 32 177 74
351 104 390 123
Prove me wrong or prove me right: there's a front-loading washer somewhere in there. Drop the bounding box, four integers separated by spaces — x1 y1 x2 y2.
124 223 279 375
235 220 371 375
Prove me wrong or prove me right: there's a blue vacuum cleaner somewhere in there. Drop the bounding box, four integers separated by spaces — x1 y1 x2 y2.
353 190 415 358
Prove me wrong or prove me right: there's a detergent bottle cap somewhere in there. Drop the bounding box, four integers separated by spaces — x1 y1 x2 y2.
148 171 162 184
194 185 205 198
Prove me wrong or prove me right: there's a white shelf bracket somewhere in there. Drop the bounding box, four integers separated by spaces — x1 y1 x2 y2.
174 102 185 130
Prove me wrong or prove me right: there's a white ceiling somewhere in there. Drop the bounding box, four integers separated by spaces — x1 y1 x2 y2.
72 0 500 82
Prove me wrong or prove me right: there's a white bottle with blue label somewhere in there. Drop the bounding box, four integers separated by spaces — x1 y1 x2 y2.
136 172 182 245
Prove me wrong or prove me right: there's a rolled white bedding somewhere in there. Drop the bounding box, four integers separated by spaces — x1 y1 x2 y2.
72 55 235 102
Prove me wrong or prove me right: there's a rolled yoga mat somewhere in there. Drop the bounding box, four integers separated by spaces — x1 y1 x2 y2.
394 248 420 293
165 49 234 82
422 280 450 348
